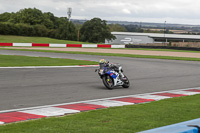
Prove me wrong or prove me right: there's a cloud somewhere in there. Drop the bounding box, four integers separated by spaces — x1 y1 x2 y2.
122 9 131 14
0 0 200 25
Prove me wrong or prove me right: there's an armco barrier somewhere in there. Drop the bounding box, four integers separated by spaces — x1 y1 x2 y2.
139 118 200 133
0 43 125 48
126 44 200 51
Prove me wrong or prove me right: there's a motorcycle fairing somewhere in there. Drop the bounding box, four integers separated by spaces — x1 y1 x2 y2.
106 70 123 86
106 70 118 79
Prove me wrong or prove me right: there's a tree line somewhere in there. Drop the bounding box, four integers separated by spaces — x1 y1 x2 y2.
0 8 116 43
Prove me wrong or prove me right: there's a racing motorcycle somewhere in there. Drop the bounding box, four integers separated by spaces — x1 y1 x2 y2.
95 61 130 90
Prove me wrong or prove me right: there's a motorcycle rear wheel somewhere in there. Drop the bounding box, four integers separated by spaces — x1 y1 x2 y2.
102 75 114 90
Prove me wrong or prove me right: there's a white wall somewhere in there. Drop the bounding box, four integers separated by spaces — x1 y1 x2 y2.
106 34 154 44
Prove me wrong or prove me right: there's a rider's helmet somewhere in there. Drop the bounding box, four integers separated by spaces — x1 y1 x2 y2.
99 59 107 64
99 59 108 68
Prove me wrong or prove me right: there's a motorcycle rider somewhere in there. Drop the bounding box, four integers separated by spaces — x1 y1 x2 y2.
99 59 126 81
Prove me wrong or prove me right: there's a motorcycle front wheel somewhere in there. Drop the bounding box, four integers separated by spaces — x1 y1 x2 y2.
102 75 114 90
122 75 130 88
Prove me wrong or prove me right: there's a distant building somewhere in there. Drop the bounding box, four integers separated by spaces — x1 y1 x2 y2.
106 32 200 44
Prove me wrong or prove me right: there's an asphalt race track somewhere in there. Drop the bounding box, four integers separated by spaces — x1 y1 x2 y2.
0 50 200 111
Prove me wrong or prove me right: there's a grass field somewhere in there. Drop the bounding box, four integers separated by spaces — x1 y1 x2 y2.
0 54 98 67
0 35 90 44
0 94 200 133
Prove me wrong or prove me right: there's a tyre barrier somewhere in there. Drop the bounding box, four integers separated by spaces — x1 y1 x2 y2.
0 43 125 48
125 44 200 51
139 118 200 133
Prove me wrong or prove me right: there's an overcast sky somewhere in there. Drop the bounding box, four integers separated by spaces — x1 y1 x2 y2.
0 0 200 25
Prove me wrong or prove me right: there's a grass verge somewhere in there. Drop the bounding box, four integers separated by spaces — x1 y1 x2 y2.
0 54 98 67
0 35 91 44
1 48 200 62
0 95 200 133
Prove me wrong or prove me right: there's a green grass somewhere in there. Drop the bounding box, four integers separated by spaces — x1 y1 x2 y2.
0 54 98 67
0 35 91 44
1 48 200 62
0 95 200 133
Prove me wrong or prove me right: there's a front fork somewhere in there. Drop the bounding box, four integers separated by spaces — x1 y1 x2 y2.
106 75 112 85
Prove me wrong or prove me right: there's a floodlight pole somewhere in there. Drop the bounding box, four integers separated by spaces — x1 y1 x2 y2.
164 21 166 43
67 8 72 21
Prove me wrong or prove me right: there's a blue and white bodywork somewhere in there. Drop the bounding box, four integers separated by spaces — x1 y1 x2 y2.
96 62 130 89
106 70 123 86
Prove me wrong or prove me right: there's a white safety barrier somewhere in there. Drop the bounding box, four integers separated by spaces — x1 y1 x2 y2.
111 45 125 48
13 43 32 47
1 42 126 48
49 44 67 47
82 44 97 48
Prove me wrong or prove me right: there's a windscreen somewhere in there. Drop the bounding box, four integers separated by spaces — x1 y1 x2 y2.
99 63 106 69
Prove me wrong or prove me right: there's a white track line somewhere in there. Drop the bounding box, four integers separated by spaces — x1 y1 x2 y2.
0 121 4 125
131 94 170 100
86 100 134 107
20 107 80 117
168 90 200 95
0 87 199 114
